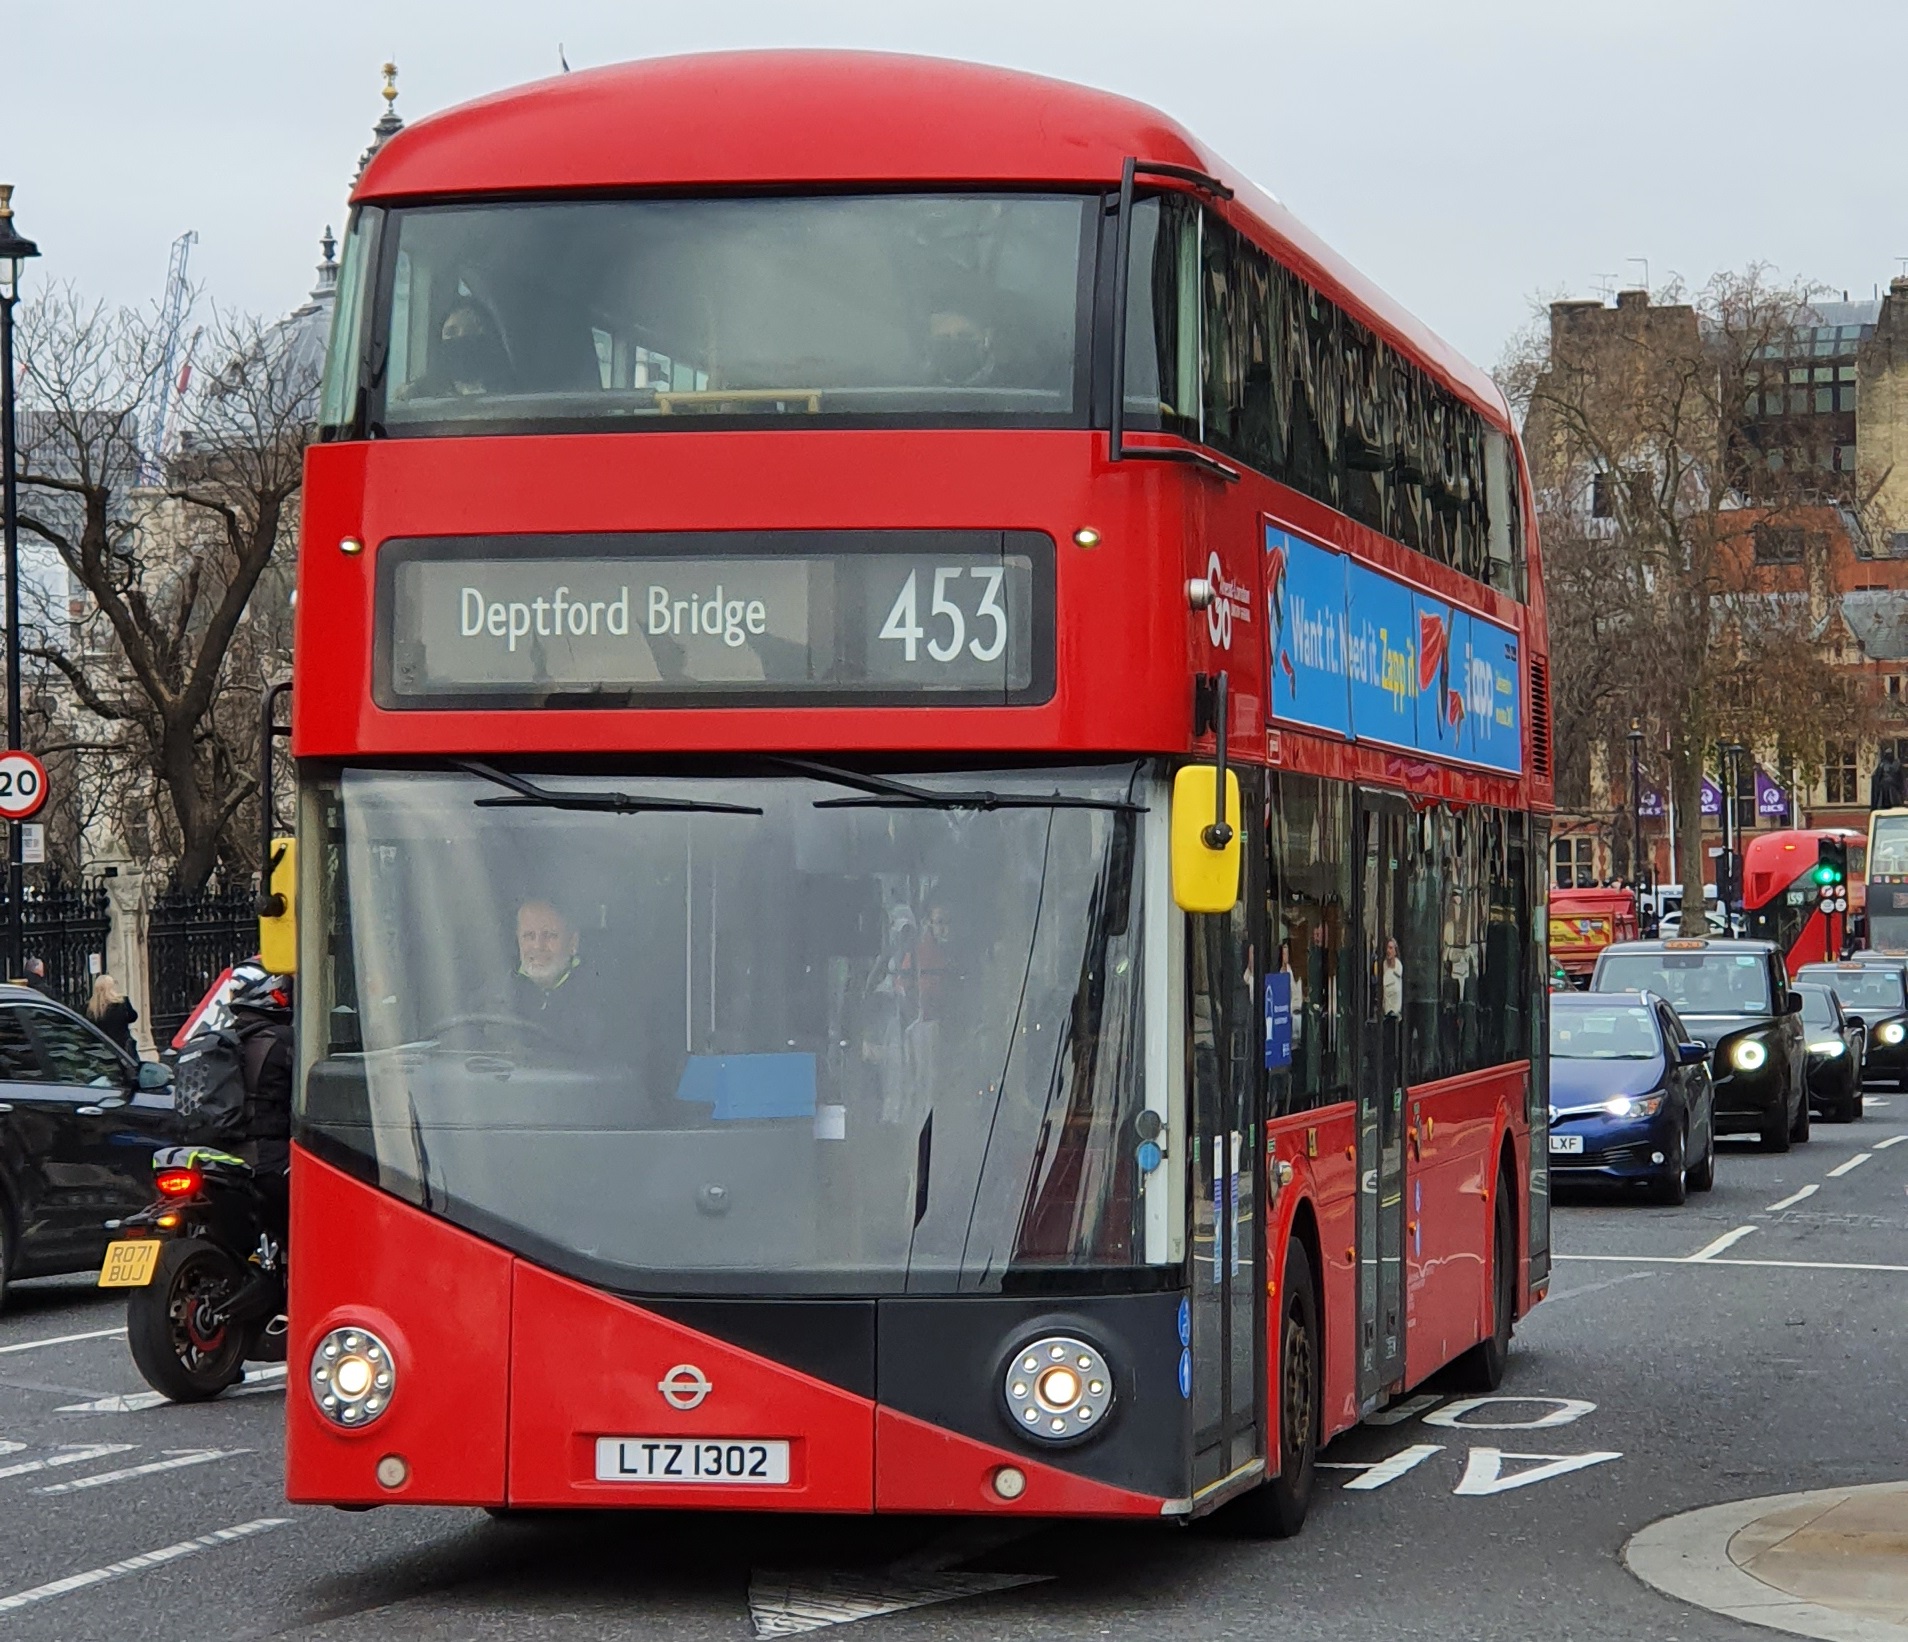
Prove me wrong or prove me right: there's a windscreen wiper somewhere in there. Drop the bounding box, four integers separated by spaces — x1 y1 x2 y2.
760 756 1145 814
455 761 762 816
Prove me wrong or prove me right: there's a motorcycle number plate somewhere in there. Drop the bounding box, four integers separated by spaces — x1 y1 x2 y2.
97 1238 161 1288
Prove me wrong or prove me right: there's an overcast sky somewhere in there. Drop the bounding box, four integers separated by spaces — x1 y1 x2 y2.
11 0 1907 370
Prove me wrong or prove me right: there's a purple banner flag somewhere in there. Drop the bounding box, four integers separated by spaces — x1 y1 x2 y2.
1699 776 1722 818
1755 768 1788 820
1638 786 1666 819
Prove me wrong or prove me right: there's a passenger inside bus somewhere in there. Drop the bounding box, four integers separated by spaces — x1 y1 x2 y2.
409 300 513 399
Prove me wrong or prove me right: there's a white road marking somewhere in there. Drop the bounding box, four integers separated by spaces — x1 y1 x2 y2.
1542 1270 1654 1306
0 1516 290 1615
1452 1448 1622 1497
1558 1253 1908 1273
1871 1097 1891 1107
1424 1397 1596 1430
1688 1225 1757 1261
56 1363 286 1414
1875 1134 1907 1149
1319 1443 1444 1490
748 1570 1049 1636
35 1448 246 1495
1765 1183 1820 1212
1827 1152 1873 1177
0 1444 135 1480
1364 1393 1444 1427
0 1327 125 1357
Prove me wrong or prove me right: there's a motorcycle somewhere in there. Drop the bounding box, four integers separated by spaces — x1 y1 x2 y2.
98 1147 288 1401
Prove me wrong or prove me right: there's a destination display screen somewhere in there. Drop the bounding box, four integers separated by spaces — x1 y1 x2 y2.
375 531 1053 709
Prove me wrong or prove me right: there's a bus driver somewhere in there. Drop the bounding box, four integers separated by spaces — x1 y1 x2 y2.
499 895 604 1055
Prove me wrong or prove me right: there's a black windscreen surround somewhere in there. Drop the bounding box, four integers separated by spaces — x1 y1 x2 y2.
374 531 1054 709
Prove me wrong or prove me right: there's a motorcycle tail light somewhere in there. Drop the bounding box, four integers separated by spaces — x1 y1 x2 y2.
154 1167 203 1198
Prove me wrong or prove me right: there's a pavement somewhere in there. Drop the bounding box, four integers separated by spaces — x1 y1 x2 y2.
5 1101 1908 1637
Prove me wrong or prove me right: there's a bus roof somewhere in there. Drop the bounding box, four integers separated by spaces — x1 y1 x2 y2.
354 50 1508 426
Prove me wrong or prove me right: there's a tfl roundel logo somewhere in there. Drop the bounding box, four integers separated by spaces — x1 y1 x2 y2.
658 1363 713 1410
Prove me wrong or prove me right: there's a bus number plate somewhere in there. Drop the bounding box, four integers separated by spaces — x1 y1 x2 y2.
594 1437 790 1484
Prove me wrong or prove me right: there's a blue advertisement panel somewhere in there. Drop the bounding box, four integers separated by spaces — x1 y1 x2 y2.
1264 520 1524 776
1344 560 1420 755
1264 972 1293 1071
1265 527 1351 738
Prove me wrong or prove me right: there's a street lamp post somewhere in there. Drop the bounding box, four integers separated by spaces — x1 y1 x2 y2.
0 187 40 983
1722 740 1746 923
1628 720 1645 892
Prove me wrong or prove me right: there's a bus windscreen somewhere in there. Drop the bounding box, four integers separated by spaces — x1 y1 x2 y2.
350 195 1094 433
299 762 1158 1296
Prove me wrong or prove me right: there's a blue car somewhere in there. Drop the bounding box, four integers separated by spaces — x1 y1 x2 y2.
1549 990 1716 1204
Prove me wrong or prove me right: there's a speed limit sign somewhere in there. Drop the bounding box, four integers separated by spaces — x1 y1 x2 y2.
0 752 49 822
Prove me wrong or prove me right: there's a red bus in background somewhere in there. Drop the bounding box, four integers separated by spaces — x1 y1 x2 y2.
281 52 1552 1536
1742 828 1866 973
1549 886 1638 985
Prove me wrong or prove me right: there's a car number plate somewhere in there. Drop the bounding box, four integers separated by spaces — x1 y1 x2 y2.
594 1437 790 1484
97 1238 161 1287
1548 1134 1584 1155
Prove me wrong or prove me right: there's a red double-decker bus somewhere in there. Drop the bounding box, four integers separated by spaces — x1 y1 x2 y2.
1742 828 1865 972
280 51 1551 1535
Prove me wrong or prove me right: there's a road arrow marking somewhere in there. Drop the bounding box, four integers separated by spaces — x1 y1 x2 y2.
0 1517 289 1615
0 1444 134 1480
748 1570 1050 1636
1452 1448 1622 1496
35 1448 247 1494
56 1364 286 1414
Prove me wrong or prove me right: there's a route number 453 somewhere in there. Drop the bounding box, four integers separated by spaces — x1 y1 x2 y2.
879 567 1008 665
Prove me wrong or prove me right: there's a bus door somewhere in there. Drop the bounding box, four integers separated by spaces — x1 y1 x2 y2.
1354 791 1410 1407
1187 806 1265 1490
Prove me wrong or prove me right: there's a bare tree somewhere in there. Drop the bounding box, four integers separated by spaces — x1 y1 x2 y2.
1504 270 1868 892
12 287 312 889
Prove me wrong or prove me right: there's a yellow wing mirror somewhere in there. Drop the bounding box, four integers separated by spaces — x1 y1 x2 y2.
1173 670 1243 914
258 837 297 974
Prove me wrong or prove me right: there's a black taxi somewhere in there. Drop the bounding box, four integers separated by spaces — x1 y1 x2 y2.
1798 959 1908 1089
1592 938 1809 1151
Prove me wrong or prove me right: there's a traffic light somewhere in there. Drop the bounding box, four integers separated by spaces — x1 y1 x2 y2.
1815 836 1849 913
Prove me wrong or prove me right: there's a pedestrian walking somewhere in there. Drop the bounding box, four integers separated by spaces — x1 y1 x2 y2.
86 973 139 1057
22 957 53 998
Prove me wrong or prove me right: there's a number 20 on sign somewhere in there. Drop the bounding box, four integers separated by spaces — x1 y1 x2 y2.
0 751 49 823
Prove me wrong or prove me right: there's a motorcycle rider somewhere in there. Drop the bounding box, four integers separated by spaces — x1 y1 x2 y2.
227 968 293 1248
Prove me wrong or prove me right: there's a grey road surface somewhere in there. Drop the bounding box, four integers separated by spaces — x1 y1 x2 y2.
3 1104 1905 1640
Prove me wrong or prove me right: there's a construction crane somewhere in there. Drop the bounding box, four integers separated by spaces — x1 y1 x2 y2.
136 229 198 487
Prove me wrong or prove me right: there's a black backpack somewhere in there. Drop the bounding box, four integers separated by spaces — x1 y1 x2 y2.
173 1021 277 1147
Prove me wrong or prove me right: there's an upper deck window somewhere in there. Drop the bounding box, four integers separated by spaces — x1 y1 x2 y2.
324 194 1093 437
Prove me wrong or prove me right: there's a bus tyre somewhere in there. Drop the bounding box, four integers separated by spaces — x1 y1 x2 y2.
126 1239 248 1403
1223 1241 1319 1539
1452 1185 1514 1392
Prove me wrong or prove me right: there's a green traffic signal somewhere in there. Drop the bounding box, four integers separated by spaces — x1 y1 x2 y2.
1812 862 1844 886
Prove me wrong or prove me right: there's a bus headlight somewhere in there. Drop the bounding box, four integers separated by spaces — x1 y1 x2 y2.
311 1327 396 1428
1004 1336 1113 1441
1881 1023 1906 1046
1731 1039 1768 1072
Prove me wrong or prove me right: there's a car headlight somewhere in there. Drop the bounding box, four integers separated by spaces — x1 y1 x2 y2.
1808 1040 1847 1057
310 1326 396 1428
1731 1039 1768 1071
1602 1093 1665 1117
1004 1336 1114 1441
1881 1022 1906 1046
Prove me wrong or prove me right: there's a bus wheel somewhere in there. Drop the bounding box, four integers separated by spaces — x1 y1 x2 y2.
1221 1242 1318 1539
1452 1186 1514 1392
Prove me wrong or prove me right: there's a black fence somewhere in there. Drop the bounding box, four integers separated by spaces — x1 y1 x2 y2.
0 877 114 1012
147 879 258 1044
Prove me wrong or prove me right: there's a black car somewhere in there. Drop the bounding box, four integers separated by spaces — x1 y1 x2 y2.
1592 938 1808 1151
1797 960 1908 1089
1548 990 1716 1203
0 986 178 1309
1795 982 1865 1122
